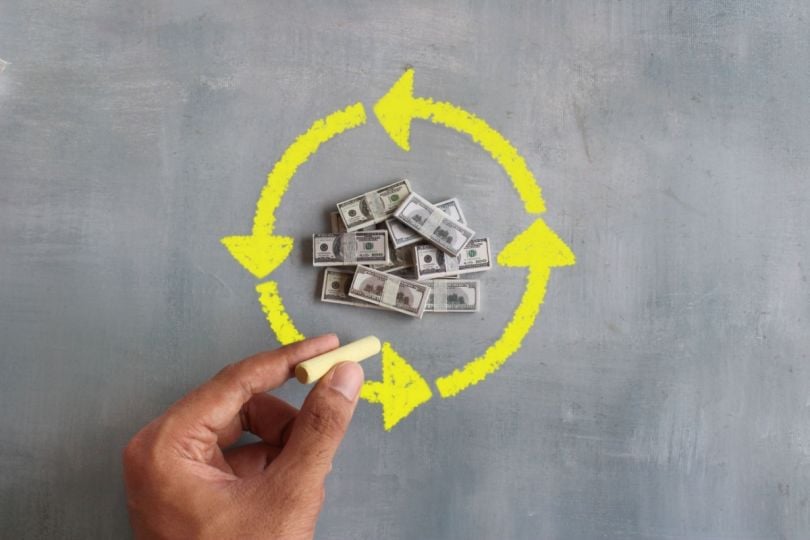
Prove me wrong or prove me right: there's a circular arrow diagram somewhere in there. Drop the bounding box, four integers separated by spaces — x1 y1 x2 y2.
221 69 575 431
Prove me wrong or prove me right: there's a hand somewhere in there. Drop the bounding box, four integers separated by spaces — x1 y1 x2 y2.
123 334 364 539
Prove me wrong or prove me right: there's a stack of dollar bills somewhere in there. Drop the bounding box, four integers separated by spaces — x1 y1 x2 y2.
313 179 492 319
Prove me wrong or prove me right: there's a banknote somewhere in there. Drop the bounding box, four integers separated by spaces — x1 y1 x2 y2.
386 265 459 281
392 192 475 256
320 268 384 309
425 279 481 313
336 179 412 231
348 265 430 318
385 198 467 249
374 246 415 274
392 246 414 267
385 267 418 280
312 231 390 267
330 211 375 234
413 238 492 280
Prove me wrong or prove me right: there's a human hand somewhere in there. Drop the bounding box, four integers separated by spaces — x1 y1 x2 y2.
123 334 364 539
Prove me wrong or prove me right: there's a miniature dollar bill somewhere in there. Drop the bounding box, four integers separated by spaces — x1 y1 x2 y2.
348 265 430 318
330 211 374 234
425 279 481 313
413 238 492 280
384 267 418 280
385 198 467 249
312 231 391 267
374 246 415 274
374 263 409 274
387 267 459 281
320 269 384 309
392 246 414 267
393 192 475 256
336 179 412 232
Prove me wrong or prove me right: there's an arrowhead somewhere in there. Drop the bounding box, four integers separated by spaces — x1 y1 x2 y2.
373 69 417 151
360 342 432 430
498 218 575 269
220 234 294 279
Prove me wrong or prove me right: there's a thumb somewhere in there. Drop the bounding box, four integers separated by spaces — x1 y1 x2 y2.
274 361 364 482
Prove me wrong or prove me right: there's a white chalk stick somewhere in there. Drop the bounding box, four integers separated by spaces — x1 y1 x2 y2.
295 335 381 384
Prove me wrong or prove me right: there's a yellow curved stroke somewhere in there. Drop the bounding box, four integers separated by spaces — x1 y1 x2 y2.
360 342 433 431
256 280 430 430
373 70 575 399
226 69 575 430
435 219 574 397
256 280 305 345
223 100 430 430
222 102 367 279
374 69 545 215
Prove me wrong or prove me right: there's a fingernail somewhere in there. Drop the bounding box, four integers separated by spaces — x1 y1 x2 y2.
329 362 363 401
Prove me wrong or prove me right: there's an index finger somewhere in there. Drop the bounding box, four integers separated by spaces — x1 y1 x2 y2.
168 334 339 434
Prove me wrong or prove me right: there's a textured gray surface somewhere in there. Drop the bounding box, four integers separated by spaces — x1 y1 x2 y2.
2 1 810 539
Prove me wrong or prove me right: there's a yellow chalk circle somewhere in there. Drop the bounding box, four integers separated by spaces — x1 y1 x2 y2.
295 336 381 384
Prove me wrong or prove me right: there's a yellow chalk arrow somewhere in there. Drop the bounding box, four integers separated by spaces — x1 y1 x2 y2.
374 69 545 214
222 102 367 278
223 236 295 282
434 218 575 398
229 70 575 431
361 342 433 431
257 281 431 430
373 69 575 400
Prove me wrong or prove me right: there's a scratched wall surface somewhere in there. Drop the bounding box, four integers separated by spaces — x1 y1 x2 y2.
1 1 809 539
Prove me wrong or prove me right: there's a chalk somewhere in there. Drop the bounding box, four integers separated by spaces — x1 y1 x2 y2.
295 335 381 384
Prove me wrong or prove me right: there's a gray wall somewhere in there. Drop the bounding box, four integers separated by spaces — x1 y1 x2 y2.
2 1 809 539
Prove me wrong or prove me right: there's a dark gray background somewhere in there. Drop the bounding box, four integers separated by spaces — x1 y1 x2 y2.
2 1 809 539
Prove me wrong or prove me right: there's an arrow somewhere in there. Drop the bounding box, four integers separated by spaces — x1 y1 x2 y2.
257 281 430 430
374 70 575 404
434 218 575 398
233 72 575 430
223 236 294 282
374 69 546 215
222 102 367 279
360 342 433 431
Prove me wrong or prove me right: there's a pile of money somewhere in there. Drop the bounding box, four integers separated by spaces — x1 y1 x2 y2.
314 179 492 318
